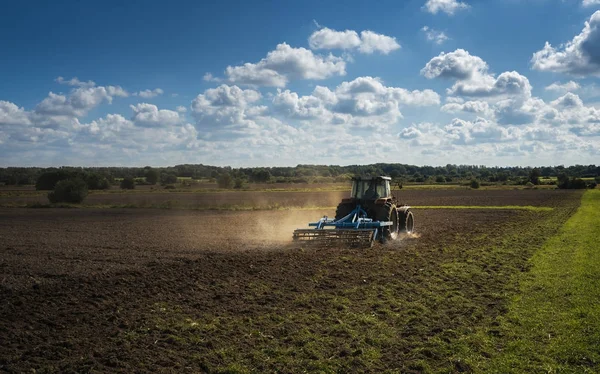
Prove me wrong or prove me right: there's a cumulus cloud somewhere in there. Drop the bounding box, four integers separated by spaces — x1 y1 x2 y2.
0 101 32 126
225 43 346 87
130 103 181 127
441 100 491 116
545 81 581 92
272 76 440 130
136 88 164 98
532 11 600 76
422 26 449 45
421 49 488 80
191 84 263 137
450 71 532 98
308 27 400 54
176 106 187 113
422 50 532 99
35 85 128 118
583 0 600 7
203 73 221 82
423 0 470 15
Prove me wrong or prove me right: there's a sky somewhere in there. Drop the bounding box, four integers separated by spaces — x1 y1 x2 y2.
1 0 600 168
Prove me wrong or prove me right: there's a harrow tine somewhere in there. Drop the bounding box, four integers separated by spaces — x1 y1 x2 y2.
293 229 375 248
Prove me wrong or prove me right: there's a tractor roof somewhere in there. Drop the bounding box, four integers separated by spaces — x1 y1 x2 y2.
351 176 392 181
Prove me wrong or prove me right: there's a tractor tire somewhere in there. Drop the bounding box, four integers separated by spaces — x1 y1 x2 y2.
374 202 399 241
335 202 355 221
398 209 414 234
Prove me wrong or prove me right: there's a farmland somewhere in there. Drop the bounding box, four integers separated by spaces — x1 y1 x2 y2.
1 188 598 373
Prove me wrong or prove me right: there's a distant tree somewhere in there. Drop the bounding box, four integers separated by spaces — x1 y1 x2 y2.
120 176 136 190
557 173 570 189
528 168 541 185
435 175 445 183
145 169 159 185
160 173 178 185
252 169 271 183
85 173 110 190
217 173 233 189
470 179 481 189
36 170 75 190
48 178 88 203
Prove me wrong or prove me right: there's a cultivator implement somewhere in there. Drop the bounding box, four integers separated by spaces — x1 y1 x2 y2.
293 205 392 247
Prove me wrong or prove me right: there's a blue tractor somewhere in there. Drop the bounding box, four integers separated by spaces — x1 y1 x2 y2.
293 176 414 247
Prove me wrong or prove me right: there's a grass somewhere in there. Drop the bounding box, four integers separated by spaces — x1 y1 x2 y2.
468 190 600 373
413 205 554 212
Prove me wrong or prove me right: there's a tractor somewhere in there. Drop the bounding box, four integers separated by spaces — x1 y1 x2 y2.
293 176 414 247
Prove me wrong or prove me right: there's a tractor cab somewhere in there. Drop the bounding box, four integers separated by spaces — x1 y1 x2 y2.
351 176 392 200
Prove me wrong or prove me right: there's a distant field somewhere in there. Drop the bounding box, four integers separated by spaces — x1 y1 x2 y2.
0 188 577 210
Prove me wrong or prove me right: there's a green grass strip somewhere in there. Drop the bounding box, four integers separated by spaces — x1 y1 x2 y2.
484 190 600 373
413 205 553 211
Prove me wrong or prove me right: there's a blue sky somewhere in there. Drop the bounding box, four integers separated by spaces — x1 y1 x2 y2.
1 0 600 167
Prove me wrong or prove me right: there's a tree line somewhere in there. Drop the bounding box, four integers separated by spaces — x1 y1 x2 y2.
1 163 599 189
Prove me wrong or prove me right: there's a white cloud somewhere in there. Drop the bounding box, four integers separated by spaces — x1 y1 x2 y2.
309 27 400 54
130 103 181 128
441 100 492 116
203 73 221 82
551 92 585 108
176 106 187 113
191 84 263 137
136 88 164 98
422 26 449 45
450 71 532 98
421 49 488 80
532 11 600 76
422 50 532 99
583 0 600 7
55 76 96 88
358 31 401 54
545 81 581 92
309 27 361 50
35 85 128 118
0 101 32 126
272 76 439 130
423 0 470 15
225 43 346 87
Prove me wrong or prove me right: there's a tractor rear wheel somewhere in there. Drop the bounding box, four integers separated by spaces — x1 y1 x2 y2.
374 202 399 241
399 209 414 234
335 202 355 221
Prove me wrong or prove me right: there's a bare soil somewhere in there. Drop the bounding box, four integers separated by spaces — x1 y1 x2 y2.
0 190 583 372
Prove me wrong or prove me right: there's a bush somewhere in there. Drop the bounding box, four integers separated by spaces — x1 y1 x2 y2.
160 173 178 185
85 173 110 190
557 175 588 189
470 179 480 189
145 169 159 185
525 181 535 188
435 175 445 183
47 178 88 203
120 176 136 190
234 178 246 189
217 173 233 189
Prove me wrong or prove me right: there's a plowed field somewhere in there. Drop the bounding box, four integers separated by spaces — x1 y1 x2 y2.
0 189 583 372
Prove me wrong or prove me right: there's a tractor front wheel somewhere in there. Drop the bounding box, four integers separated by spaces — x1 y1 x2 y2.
335 202 355 221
